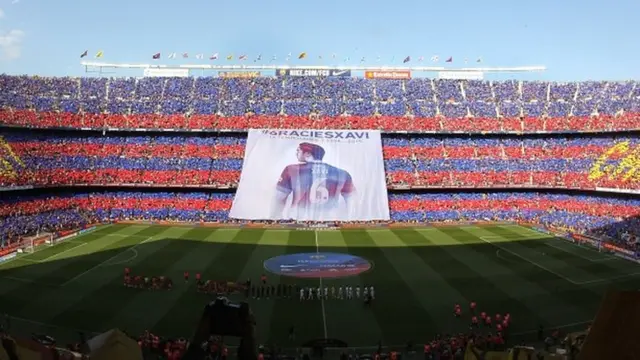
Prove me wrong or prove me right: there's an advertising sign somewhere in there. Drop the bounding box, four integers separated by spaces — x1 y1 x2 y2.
602 242 636 257
364 70 411 80
438 71 484 80
276 69 351 77
143 68 189 78
0 252 16 263
219 71 261 78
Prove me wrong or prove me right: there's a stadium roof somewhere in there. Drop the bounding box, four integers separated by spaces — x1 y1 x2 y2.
81 61 546 74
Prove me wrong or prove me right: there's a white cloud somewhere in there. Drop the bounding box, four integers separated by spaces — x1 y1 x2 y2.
0 29 25 60
10 0 19 4
0 8 5 18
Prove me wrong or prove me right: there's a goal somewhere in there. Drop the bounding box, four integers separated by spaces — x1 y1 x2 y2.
18 233 53 254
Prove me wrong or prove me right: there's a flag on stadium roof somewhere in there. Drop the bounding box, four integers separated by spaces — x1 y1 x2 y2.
210 53 218 60
256 54 262 61
298 52 307 59
446 57 453 62
226 54 233 60
376 55 381 62
168 53 176 59
318 55 322 60
196 54 204 59
418 56 424 62
344 56 350 62
95 51 103 58
360 57 365 63
331 53 336 59
271 54 276 61
239 54 248 60
403 56 410 63
80 50 88 58
152 53 160 60
477 57 482 63
431 55 439 62
182 53 188 58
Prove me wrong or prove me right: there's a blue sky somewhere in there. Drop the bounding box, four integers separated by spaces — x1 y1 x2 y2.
0 0 638 81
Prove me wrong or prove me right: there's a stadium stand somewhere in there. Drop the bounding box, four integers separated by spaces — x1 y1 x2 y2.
0 75 639 133
1 191 638 251
0 130 639 190
0 74 639 359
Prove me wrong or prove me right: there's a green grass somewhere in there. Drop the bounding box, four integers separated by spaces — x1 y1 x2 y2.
0 223 639 350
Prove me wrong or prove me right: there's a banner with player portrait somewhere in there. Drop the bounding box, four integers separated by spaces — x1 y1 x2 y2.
229 129 390 221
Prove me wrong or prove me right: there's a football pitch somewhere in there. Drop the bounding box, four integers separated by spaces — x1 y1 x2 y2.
1 223 639 349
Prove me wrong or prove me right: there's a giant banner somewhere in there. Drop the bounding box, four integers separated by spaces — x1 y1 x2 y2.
229 129 390 221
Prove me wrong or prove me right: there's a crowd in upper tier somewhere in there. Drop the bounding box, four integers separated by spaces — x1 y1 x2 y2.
1 191 638 250
0 75 639 132
1 131 637 190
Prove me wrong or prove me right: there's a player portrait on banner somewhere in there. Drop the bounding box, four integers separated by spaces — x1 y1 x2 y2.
229 129 390 221
272 142 355 218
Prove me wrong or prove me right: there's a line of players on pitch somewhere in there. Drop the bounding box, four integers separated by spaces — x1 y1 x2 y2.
122 268 376 305
298 284 375 302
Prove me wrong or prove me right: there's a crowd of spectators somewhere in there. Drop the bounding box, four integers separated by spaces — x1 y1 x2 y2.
1 131 638 190
1 191 638 251
0 75 639 133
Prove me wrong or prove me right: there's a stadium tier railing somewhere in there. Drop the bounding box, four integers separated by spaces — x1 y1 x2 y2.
1 114 639 134
1 184 639 196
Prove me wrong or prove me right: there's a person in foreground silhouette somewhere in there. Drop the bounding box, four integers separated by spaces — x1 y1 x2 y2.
182 298 257 360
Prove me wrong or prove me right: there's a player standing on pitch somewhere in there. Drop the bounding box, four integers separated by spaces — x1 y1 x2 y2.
272 142 355 219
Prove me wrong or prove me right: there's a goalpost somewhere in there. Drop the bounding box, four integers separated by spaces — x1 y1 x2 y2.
17 233 53 254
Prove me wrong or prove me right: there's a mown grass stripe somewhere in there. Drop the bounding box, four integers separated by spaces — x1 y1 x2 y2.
41 226 179 331
427 227 555 332
267 230 326 345
151 229 265 339
472 226 601 333
0 224 147 316
102 227 222 333
322 230 383 346
344 229 436 345
235 230 290 345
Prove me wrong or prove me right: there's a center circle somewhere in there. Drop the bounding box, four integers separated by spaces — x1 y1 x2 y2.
264 253 372 278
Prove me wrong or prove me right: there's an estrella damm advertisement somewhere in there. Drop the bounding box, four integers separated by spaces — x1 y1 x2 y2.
364 70 411 80
589 141 640 182
218 71 261 78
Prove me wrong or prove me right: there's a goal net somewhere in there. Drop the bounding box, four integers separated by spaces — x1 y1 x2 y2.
18 233 53 254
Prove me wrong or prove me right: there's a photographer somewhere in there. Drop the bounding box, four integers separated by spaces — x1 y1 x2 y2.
182 297 257 360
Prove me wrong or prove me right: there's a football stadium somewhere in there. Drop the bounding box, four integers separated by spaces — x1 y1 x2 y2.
0 71 639 360
0 12 640 359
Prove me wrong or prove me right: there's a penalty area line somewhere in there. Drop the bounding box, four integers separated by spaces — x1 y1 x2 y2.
544 241 618 263
314 230 328 340
61 236 154 286
481 236 587 286
40 243 88 262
